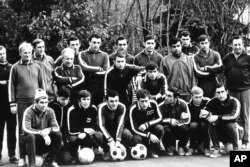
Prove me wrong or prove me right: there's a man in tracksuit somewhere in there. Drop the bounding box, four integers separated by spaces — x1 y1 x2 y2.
193 35 223 98
104 52 144 108
141 62 168 104
200 83 240 158
32 39 55 101
78 34 110 106
23 89 62 167
160 37 196 102
159 87 190 156
130 89 164 158
53 48 84 103
0 46 18 165
48 86 71 164
96 90 133 161
9 42 44 167
67 90 99 162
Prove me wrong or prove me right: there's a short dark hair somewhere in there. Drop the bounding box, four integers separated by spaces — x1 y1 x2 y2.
215 83 227 91
57 86 70 98
32 39 44 48
145 62 158 71
105 90 119 100
144 35 155 42
114 50 126 60
197 34 210 43
77 90 92 99
88 34 101 42
136 89 150 100
116 36 127 44
169 37 182 46
167 87 180 98
67 36 80 45
231 35 243 43
180 30 190 37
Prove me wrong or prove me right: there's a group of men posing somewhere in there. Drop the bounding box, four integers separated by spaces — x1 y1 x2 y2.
0 30 249 167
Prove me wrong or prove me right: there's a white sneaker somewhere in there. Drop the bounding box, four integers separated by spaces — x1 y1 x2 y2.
52 162 60 167
18 159 27 167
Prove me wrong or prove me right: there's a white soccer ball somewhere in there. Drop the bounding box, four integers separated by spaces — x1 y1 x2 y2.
110 144 127 161
78 147 95 164
131 144 147 160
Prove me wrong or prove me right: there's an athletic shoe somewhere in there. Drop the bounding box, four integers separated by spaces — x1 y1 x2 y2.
220 143 231 155
103 151 111 161
210 149 221 158
197 145 205 154
51 162 60 167
166 147 174 156
0 159 3 166
150 151 159 158
158 141 166 152
178 147 185 156
185 148 194 156
18 159 27 167
241 144 247 150
9 156 19 164
204 149 211 156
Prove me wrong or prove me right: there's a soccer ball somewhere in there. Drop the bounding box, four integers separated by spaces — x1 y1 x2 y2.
110 144 127 161
78 147 95 164
131 144 147 160
26 155 44 167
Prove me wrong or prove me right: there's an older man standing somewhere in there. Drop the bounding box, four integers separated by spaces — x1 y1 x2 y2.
223 35 250 150
9 42 44 167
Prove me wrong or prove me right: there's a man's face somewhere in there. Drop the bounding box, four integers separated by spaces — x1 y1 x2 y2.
164 91 175 104
215 86 228 102
114 56 126 70
107 96 119 110
171 41 182 55
79 97 91 109
181 36 191 47
62 52 74 67
192 93 203 106
138 97 149 110
144 39 156 52
232 38 244 55
36 98 48 113
34 42 45 56
147 69 158 80
20 47 32 62
69 40 81 53
199 39 210 52
0 49 7 63
117 39 128 51
57 96 69 107
89 38 101 51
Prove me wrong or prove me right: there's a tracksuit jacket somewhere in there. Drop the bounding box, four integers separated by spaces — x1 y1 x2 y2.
67 104 97 136
8 60 44 104
0 61 12 105
129 100 162 138
159 98 191 126
134 50 163 67
223 51 250 91
22 105 60 135
98 102 126 143
204 95 240 124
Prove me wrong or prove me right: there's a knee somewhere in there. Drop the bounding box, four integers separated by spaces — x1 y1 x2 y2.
94 131 104 141
133 135 143 144
190 122 199 130
25 133 36 142
122 129 133 139
51 131 62 142
154 124 164 136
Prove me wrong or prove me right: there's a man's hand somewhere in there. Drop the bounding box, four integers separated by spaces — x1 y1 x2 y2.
71 77 78 81
10 105 17 114
199 109 210 118
44 135 51 146
78 133 86 139
180 112 189 119
84 128 95 135
150 134 159 143
170 119 179 126
40 128 51 137
138 124 147 132
207 115 218 123
0 80 7 85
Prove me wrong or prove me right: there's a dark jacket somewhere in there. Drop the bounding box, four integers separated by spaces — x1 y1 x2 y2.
0 61 12 103
188 98 210 122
